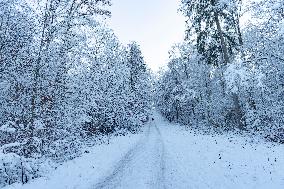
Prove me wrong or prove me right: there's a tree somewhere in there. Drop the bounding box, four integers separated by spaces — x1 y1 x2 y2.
126 42 152 122
0 0 36 126
28 0 112 132
179 0 245 129
127 42 147 90
180 0 241 66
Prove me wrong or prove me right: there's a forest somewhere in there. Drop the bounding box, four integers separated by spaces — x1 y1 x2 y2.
155 0 284 140
0 0 283 188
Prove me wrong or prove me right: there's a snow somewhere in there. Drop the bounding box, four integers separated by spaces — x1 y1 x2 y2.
3 133 142 189
3 112 284 189
224 61 250 93
93 123 164 189
34 120 45 130
157 113 284 189
0 142 22 152
0 153 21 165
0 122 16 133
279 21 284 35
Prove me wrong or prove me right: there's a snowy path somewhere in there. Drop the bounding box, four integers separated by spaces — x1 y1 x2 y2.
92 123 165 189
91 112 284 189
4 112 284 189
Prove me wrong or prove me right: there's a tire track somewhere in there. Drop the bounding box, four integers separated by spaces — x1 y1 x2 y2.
154 123 166 189
92 123 165 189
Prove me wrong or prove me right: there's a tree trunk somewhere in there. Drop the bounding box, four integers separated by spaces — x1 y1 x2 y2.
31 1 51 134
214 12 230 65
232 93 244 129
214 9 244 130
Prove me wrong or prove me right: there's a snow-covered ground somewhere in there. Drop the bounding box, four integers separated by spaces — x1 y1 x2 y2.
4 112 284 189
158 114 284 189
2 132 143 189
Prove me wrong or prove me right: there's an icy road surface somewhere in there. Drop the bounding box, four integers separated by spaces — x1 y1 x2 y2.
4 112 284 189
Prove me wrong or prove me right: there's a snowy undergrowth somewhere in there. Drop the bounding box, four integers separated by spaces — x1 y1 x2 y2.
2 130 143 189
158 117 284 189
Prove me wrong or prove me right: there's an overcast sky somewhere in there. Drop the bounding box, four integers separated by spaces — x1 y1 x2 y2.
107 0 185 72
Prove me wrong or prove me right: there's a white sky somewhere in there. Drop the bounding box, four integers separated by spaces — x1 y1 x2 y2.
107 0 185 72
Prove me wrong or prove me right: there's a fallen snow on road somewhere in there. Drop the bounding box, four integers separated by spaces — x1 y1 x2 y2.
156 113 284 189
3 132 143 189
4 112 284 189
93 123 165 189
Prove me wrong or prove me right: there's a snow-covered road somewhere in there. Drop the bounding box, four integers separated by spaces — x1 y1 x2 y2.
4 112 284 189
93 121 165 189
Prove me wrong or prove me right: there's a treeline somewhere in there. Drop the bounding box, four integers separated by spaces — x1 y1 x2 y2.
0 0 151 186
155 0 284 141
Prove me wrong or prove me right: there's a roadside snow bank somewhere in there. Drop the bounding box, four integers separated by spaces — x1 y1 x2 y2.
157 115 284 189
3 131 143 189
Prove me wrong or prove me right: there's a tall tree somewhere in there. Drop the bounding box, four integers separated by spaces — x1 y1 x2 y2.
127 42 152 120
127 42 147 91
30 0 112 131
180 0 241 65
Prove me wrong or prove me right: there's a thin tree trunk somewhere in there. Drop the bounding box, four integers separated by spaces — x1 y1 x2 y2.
232 92 244 129
214 12 230 65
214 12 229 95
31 1 51 134
214 8 244 129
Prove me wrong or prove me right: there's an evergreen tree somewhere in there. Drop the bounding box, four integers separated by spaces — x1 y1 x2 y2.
127 42 147 91
179 0 244 129
127 42 152 121
180 0 241 65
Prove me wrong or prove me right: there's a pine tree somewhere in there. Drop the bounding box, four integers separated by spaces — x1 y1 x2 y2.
127 42 147 91
180 0 241 65
180 0 245 129
126 42 152 122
